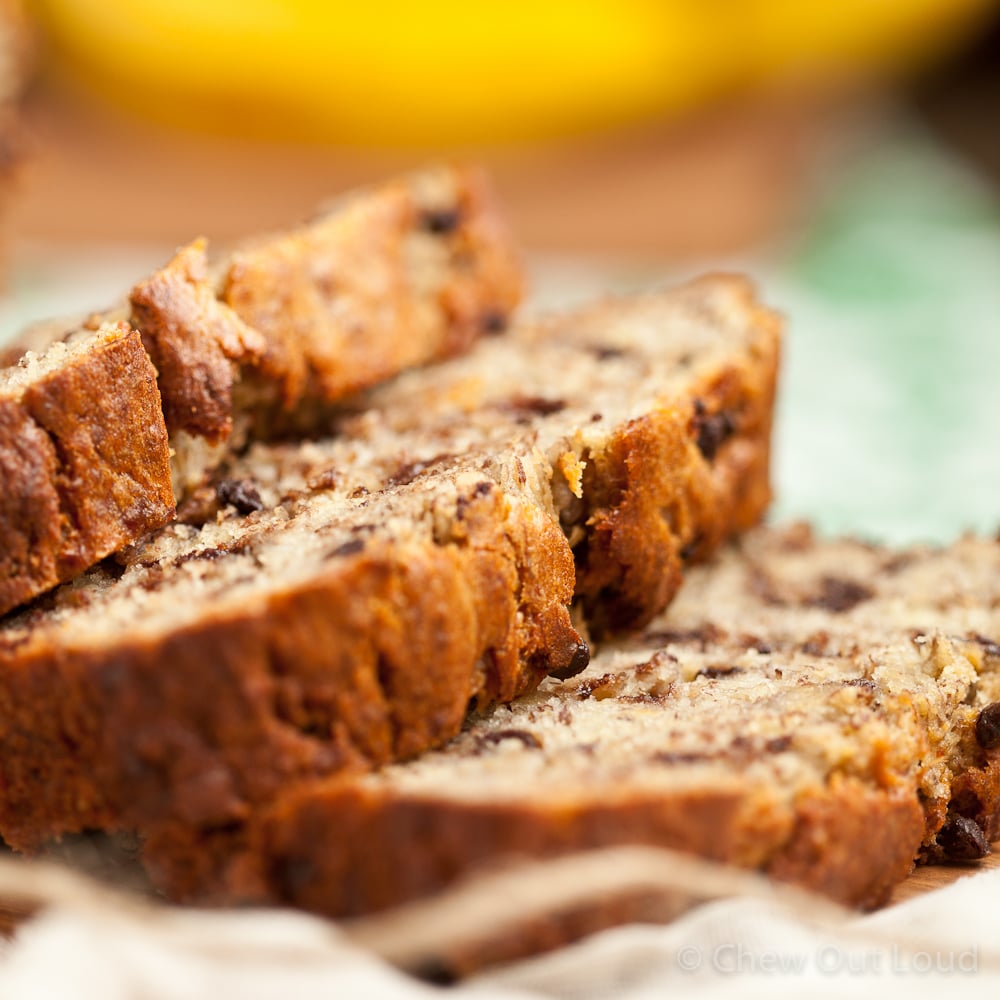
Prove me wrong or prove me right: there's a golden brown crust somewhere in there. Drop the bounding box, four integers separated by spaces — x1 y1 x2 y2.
179 772 921 933
766 782 923 909
0 324 174 615
129 240 265 443
0 481 581 857
339 797 922 981
429 166 524 351
574 279 780 633
225 165 521 411
135 489 582 902
129 166 523 442
141 782 755 908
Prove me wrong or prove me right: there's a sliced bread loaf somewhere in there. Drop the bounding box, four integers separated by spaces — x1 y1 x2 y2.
168 525 1000 932
0 322 174 616
0 277 779 860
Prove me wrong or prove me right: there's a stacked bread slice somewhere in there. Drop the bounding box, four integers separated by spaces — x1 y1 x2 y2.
0 192 780 892
1 164 995 966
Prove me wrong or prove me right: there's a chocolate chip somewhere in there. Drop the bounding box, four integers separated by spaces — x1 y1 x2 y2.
975 703 1000 750
651 750 712 765
480 729 543 750
216 479 264 515
764 735 792 753
591 345 625 361
692 399 735 461
971 634 1000 659
413 958 458 986
844 677 878 692
388 452 456 487
419 206 462 235
500 395 567 420
329 538 366 558
936 815 991 861
644 624 728 649
679 535 702 562
481 310 507 335
808 576 874 614
696 665 741 679
549 642 591 680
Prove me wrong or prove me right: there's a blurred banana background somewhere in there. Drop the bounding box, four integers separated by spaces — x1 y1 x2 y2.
28 0 1000 144
0 0 990 254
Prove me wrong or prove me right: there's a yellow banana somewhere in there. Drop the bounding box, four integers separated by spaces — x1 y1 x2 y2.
31 0 998 145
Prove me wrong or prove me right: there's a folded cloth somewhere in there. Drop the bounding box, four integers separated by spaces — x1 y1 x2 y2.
1 851 998 999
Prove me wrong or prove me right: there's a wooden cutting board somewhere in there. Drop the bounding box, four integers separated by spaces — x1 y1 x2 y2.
891 851 1000 904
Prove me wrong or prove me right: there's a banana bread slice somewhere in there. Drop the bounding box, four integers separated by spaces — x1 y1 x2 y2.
0 322 174 615
174 525 1000 946
0 461 583 852
0 277 779 862
160 272 778 634
129 165 523 469
281 272 780 634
